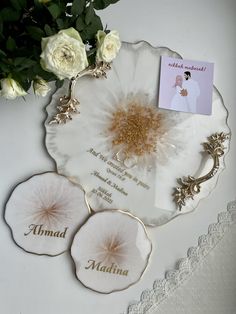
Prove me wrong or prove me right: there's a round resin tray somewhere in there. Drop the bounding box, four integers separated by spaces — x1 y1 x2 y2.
45 41 230 226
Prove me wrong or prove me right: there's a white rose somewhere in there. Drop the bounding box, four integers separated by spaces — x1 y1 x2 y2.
33 78 51 97
0 78 27 100
40 28 88 80
96 30 121 63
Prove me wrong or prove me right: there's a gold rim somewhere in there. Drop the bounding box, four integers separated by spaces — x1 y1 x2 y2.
70 208 152 294
4 171 90 257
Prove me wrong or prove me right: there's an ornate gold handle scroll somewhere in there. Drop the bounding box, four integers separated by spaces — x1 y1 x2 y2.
49 62 111 124
173 132 230 210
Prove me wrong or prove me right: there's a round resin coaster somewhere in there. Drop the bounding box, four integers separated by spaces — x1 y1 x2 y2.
70 210 152 293
5 172 89 256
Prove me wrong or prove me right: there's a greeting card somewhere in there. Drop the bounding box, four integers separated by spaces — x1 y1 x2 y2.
158 56 214 115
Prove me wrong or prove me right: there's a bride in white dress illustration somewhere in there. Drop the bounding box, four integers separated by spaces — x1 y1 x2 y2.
170 75 189 112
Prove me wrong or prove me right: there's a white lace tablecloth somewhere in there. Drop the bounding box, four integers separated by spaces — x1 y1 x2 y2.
127 201 236 314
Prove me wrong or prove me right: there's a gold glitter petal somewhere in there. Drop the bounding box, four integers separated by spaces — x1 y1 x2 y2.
109 101 164 159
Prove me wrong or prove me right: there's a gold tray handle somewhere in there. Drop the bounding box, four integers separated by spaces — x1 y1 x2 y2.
49 62 111 125
173 132 230 210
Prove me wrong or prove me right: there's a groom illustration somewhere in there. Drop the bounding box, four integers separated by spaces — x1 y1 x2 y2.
180 71 200 113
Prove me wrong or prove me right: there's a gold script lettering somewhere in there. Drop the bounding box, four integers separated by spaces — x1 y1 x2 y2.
24 224 68 238
85 260 129 276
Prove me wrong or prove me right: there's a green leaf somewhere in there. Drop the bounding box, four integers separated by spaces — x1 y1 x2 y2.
33 0 43 9
10 0 22 11
0 7 21 21
44 24 54 36
93 0 120 10
12 75 31 93
0 61 11 73
10 0 26 8
0 49 7 57
87 47 97 64
47 4 61 19
85 3 95 25
76 16 86 31
0 20 3 34
61 17 70 29
55 79 64 89
26 26 45 41
0 22 4 41
6 36 16 52
56 18 64 29
16 59 37 71
87 47 96 57
15 47 35 58
32 63 57 81
18 0 27 8
14 57 28 66
81 13 103 40
71 0 86 16
0 61 10 72
87 53 96 66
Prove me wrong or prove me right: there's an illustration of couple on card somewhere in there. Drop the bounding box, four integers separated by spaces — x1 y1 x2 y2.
171 71 200 113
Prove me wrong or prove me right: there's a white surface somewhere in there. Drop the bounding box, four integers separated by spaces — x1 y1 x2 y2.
0 0 236 313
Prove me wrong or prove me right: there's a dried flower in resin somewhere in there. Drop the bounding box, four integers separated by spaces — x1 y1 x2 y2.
5 172 89 256
109 101 163 158
71 210 152 293
103 93 188 169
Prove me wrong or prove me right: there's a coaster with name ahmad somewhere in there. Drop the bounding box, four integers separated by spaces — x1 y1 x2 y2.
4 172 89 256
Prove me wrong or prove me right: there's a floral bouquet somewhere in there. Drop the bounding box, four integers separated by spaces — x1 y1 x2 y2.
0 0 121 101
